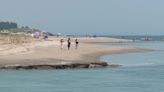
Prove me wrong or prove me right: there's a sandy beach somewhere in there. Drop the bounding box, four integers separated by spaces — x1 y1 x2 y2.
0 37 151 69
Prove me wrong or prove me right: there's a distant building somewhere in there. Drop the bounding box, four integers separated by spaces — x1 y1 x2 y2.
0 30 10 35
0 30 9 33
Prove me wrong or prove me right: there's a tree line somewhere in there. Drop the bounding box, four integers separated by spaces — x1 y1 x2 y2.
0 21 18 30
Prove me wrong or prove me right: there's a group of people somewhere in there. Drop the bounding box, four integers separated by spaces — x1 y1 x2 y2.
60 38 79 50
31 32 48 40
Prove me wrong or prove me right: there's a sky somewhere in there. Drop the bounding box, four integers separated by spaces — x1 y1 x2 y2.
0 0 164 35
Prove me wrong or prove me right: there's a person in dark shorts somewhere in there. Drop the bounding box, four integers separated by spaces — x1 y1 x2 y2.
75 38 79 49
67 38 71 50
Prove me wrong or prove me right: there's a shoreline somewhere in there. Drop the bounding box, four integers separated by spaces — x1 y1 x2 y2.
0 37 153 70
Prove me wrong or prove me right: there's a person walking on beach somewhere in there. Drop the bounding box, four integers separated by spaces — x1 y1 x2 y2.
75 38 79 49
67 38 71 50
60 39 64 50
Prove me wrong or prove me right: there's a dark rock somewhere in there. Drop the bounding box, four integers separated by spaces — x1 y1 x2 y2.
0 62 113 70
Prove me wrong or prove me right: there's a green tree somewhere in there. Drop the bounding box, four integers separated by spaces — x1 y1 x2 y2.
0 21 18 30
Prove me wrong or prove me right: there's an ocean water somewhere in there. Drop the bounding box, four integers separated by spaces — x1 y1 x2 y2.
106 35 164 41
101 41 164 67
0 41 164 92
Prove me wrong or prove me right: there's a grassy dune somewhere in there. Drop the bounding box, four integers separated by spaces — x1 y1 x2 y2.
0 33 32 44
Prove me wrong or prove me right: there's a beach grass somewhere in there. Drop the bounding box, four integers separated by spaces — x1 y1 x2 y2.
0 33 32 44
